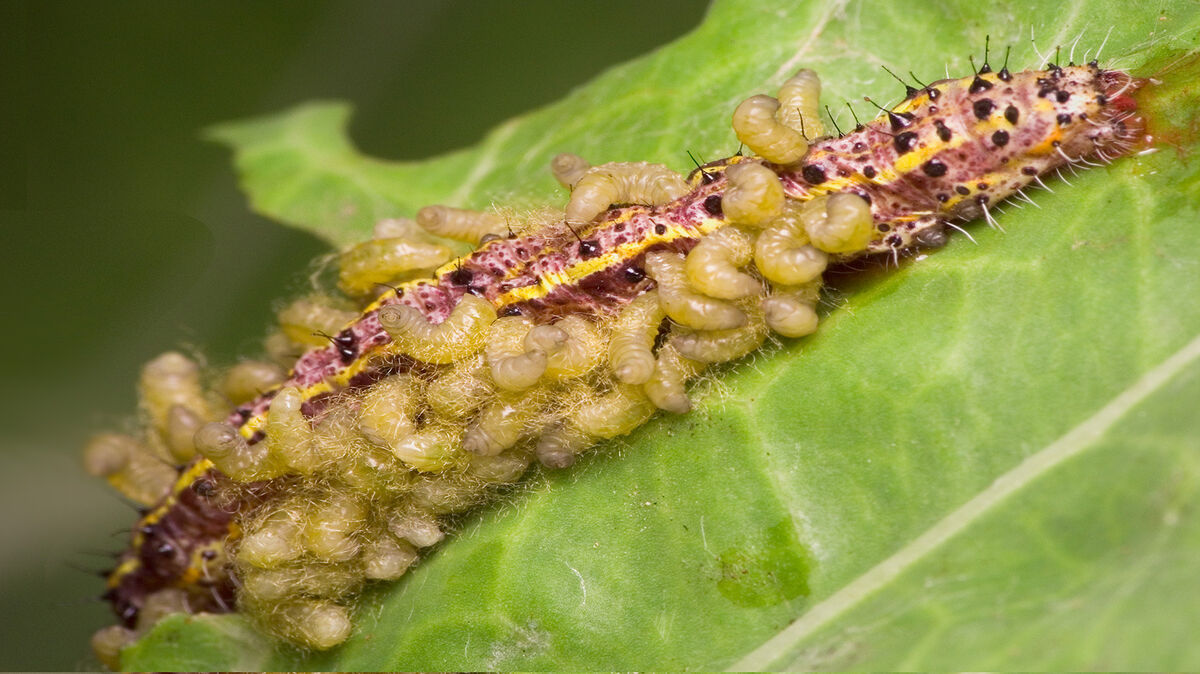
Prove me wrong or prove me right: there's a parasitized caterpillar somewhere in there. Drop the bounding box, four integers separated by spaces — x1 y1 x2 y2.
81 39 1150 667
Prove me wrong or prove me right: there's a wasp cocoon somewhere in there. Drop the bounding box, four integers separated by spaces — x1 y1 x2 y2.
467 449 533 483
463 392 543 456
138 352 213 449
776 68 824 138
386 424 459 473
303 492 367 563
550 152 591 189
221 360 287 406
416 205 506 244
270 598 353 650
388 509 445 548
240 562 364 604
565 161 689 224
357 375 418 450
685 225 761 299
362 535 419 581
722 161 786 226
238 504 304 569
263 386 321 475
762 292 820 338
754 211 829 285
379 293 497 364
644 343 700 414
83 433 176 506
194 422 270 481
802 192 874 253
646 251 746 330
411 474 485 514
338 238 453 297
732 94 809 164
485 317 562 391
426 355 492 418
277 297 359 348
607 291 665 385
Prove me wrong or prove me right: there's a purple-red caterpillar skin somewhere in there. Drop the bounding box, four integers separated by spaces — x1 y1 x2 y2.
90 60 1144 658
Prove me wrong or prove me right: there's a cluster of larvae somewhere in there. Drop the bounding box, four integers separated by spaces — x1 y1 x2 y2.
87 68 876 657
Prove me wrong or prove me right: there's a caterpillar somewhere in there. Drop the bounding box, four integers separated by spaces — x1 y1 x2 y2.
84 53 1145 667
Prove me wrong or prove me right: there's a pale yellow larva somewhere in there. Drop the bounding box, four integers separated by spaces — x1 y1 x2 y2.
220 360 287 406
565 161 689 224
568 383 657 440
236 503 305 569
645 250 747 330
607 290 665 385
276 296 359 347
416 205 507 244
731 94 809 164
550 152 591 189
302 491 367 563
484 317 563 391
684 225 762 299
268 599 352 651
802 191 874 254
462 391 544 456
721 161 786 226
378 293 497 364
426 354 493 419
754 207 829 285
775 68 824 139
338 237 453 297
387 508 445 549
82 433 176 507
542 316 605 380
194 421 271 482
643 343 701 414
264 386 322 475
762 292 821 338
361 535 419 581
138 352 215 455
671 303 768 364
240 562 364 604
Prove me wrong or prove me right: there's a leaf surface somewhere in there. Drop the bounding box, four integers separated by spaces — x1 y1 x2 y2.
127 0 1200 669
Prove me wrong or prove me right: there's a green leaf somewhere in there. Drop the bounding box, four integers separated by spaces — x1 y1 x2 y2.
127 0 1200 670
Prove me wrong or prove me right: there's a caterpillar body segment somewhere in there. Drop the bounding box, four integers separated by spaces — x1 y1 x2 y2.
92 61 1146 656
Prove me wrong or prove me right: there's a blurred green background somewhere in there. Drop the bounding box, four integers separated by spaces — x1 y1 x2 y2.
0 2 708 669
